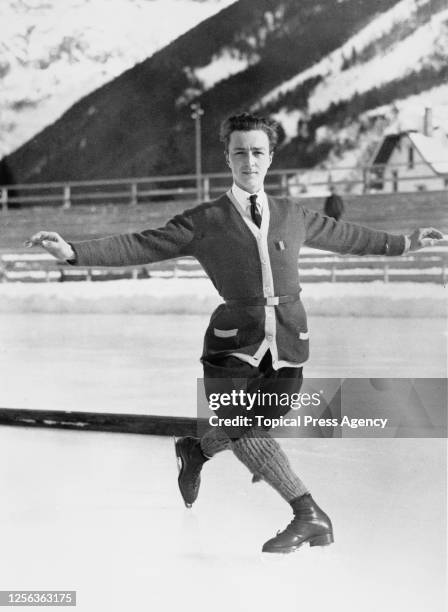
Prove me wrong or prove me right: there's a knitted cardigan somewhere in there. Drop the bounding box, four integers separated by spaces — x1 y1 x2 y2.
70 193 406 365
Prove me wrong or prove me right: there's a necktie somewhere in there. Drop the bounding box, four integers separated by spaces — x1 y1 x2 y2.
249 194 262 229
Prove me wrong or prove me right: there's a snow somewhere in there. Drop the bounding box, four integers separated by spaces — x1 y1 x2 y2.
408 132 448 174
271 108 304 141
289 167 333 195
0 279 445 317
392 87 448 133
1 253 54 262
307 9 448 115
258 2 448 188
299 87 448 192
0 0 236 156
258 0 448 124
258 0 434 108
194 49 255 91
338 0 432 51
302 267 444 276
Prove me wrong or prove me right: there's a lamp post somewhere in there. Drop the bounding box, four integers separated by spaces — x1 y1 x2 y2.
191 103 204 202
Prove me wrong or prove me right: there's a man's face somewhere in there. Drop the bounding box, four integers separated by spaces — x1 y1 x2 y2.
226 130 273 193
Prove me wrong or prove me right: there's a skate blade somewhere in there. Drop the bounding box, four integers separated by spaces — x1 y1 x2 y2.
173 436 182 473
173 436 193 509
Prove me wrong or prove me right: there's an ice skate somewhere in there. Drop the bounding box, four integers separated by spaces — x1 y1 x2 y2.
262 494 334 554
174 436 208 508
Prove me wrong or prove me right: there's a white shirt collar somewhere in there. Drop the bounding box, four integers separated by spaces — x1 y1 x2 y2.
231 183 267 211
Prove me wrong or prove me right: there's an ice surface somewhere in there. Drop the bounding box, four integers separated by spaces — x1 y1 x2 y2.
0 279 445 317
0 306 446 611
0 427 445 612
0 314 445 414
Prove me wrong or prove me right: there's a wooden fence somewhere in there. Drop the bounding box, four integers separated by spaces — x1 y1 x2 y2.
1 162 445 211
1 250 446 285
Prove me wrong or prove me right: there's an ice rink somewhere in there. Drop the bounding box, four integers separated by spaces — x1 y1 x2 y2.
0 313 446 611
0 313 446 413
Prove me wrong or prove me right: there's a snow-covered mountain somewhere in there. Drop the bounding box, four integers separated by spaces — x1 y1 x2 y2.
0 0 236 157
253 0 448 190
3 0 447 184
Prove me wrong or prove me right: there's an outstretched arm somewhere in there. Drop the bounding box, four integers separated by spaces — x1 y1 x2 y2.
25 231 75 261
407 227 444 251
302 207 444 256
26 212 196 266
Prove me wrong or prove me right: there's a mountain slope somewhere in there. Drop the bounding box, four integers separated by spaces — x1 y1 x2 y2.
0 0 235 158
2 0 447 186
256 0 448 175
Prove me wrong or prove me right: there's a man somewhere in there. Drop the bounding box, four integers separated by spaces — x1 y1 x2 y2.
324 185 345 221
27 112 443 554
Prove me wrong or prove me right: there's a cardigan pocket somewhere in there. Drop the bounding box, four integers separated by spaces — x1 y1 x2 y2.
207 326 240 353
214 328 238 338
297 331 310 362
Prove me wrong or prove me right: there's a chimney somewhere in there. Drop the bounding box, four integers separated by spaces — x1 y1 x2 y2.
423 107 433 137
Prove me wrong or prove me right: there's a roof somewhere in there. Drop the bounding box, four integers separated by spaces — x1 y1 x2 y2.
370 131 448 175
408 132 448 175
371 134 401 165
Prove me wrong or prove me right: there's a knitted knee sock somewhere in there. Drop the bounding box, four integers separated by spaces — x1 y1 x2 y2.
200 427 231 458
231 427 309 502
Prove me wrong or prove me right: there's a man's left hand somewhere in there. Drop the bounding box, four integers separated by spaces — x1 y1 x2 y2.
407 227 444 251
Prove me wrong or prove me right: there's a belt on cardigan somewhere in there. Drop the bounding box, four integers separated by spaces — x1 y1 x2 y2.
224 294 300 307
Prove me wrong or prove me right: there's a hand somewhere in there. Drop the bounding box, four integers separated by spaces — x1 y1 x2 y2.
24 231 75 261
407 227 444 251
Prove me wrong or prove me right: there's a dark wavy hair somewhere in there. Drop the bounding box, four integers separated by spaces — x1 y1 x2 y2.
220 112 279 152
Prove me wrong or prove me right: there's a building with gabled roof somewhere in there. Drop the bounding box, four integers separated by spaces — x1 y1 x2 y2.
366 109 448 193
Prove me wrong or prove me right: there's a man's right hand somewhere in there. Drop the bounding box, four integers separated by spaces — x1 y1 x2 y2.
25 231 75 262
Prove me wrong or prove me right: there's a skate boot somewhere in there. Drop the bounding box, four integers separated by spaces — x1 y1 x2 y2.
262 494 334 553
174 436 208 508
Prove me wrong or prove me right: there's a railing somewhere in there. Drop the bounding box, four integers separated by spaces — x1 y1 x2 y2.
0 161 446 211
1 251 446 285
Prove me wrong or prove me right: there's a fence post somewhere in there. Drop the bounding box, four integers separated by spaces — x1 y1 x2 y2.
130 182 138 206
280 173 288 196
203 177 210 201
441 260 446 286
1 187 8 212
330 261 337 282
362 167 368 193
0 258 6 282
383 263 389 283
62 185 71 209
